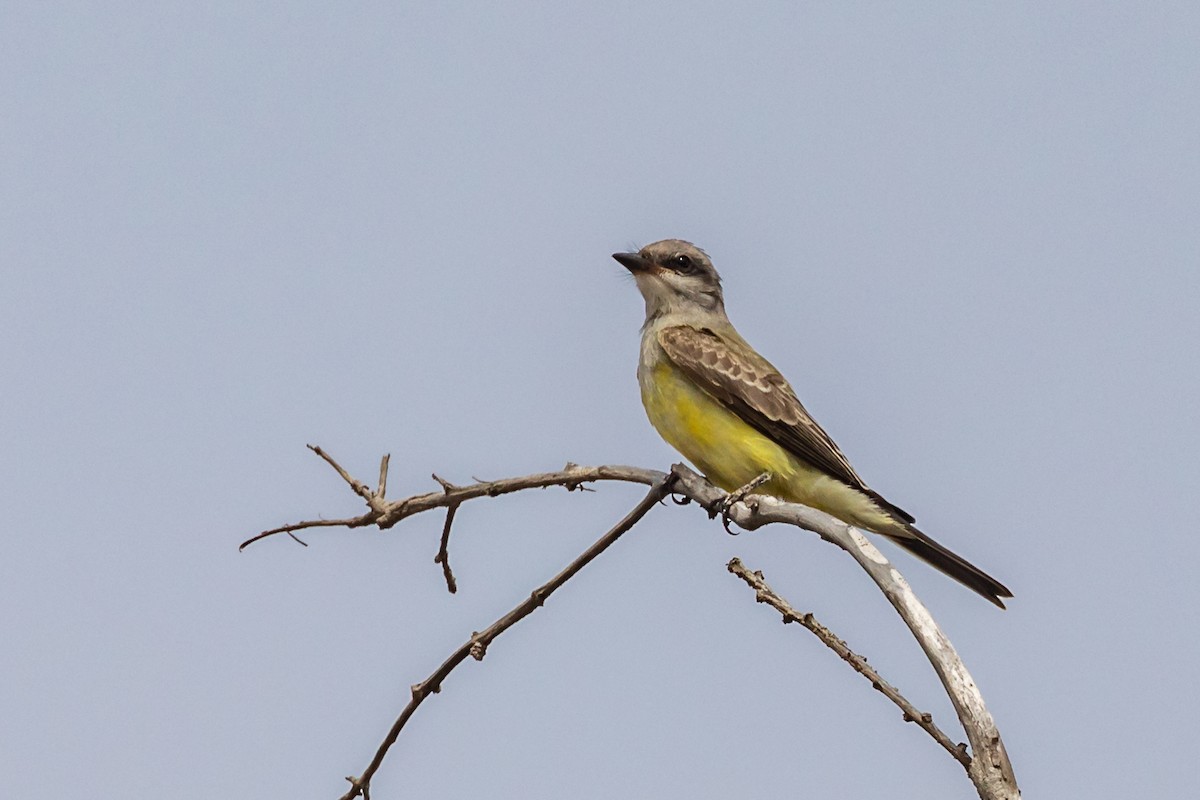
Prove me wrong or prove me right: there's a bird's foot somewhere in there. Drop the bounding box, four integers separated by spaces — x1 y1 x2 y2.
709 472 771 535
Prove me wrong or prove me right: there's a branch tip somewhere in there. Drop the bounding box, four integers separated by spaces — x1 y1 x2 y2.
377 454 390 498
431 473 457 493
434 502 460 594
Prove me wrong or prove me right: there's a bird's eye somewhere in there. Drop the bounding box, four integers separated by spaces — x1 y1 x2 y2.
673 254 696 273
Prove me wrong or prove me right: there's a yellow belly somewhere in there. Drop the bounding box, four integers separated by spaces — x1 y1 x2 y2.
639 361 897 533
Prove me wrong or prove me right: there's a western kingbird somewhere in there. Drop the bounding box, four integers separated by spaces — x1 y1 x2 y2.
614 239 1012 608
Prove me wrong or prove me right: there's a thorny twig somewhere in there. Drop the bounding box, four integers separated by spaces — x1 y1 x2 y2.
727 558 970 766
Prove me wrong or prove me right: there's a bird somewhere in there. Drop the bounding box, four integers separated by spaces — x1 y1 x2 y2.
613 239 1012 608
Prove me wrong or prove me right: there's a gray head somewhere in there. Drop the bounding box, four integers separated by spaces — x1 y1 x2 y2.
612 239 725 321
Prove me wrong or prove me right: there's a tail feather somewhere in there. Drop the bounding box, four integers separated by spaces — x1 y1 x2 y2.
886 526 1013 609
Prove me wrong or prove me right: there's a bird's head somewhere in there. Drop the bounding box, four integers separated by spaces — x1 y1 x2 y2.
612 239 724 322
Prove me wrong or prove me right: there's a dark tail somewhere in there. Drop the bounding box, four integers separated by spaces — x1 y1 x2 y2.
887 526 1013 609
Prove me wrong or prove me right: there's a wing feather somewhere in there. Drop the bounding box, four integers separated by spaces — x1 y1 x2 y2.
657 325 915 524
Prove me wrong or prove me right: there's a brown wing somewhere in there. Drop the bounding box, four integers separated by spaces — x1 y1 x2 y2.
658 324 915 524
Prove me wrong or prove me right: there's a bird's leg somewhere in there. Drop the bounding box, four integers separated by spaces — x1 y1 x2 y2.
709 472 771 535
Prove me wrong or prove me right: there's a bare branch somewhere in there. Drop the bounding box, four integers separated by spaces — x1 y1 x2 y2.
239 517 371 551
433 504 459 593
240 457 663 552
727 558 970 767
431 474 461 593
336 474 677 800
246 449 1016 799
307 444 387 513
677 466 1019 800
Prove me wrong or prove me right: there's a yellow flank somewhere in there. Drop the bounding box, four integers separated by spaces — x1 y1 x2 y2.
641 361 899 535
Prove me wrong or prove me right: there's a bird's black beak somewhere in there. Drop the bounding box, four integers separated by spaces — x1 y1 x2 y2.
613 251 651 273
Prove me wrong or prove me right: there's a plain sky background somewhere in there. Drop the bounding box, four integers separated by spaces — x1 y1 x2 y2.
3 3 1198 798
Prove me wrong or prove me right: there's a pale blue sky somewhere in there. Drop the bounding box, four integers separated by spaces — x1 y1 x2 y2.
3 3 1198 798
